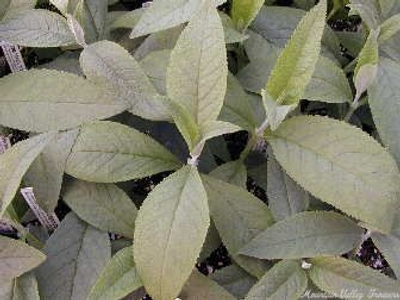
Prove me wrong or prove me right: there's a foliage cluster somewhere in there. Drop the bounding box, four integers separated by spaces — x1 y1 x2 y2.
0 0 400 299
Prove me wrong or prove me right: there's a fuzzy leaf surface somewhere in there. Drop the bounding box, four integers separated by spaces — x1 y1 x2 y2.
0 9 75 47
265 0 327 105
266 115 400 233
87 247 142 300
166 0 227 128
245 260 308 300
25 130 78 214
134 166 209 300
0 272 40 300
309 257 400 295
63 180 138 238
180 271 236 300
0 69 126 132
130 0 224 39
203 175 274 278
267 152 309 222
80 40 170 121
368 58 400 165
36 213 111 300
0 236 46 281
65 121 181 183
0 133 54 216
240 211 363 259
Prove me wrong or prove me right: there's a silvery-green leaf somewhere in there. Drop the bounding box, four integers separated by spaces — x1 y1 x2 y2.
231 0 264 30
108 9 144 31
80 40 170 121
36 213 111 300
72 0 107 43
220 74 258 131
140 49 170 95
368 58 400 165
0 69 126 132
50 0 68 15
40 52 82 76
379 13 400 43
240 211 363 259
87 247 142 300
266 115 400 233
129 0 225 39
219 12 248 44
211 265 257 299
371 232 400 279
267 151 309 222
67 13 86 47
179 271 236 300
0 272 40 300
0 133 55 216
0 9 75 47
354 29 379 102
210 160 247 188
265 0 327 105
0 1 11 19
25 130 78 214
63 180 137 238
167 0 227 128
304 57 353 104
203 175 274 278
261 90 296 131
309 256 400 295
0 236 46 281
245 260 308 300
134 166 209 300
134 25 183 61
65 121 181 183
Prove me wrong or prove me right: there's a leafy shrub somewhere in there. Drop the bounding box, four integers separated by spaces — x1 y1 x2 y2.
0 0 400 299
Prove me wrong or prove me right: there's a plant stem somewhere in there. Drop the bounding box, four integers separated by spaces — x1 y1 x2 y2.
343 100 361 122
239 132 259 162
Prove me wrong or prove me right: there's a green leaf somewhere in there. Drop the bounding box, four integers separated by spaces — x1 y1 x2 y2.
65 121 181 183
134 166 209 300
0 272 40 300
108 8 144 31
262 90 296 131
304 57 353 104
0 236 45 281
202 175 274 278
36 213 111 300
166 0 227 128
0 133 54 217
265 0 327 105
354 29 379 102
308 256 400 295
129 0 224 39
63 180 138 238
211 264 257 299
180 271 236 300
25 130 78 214
72 0 107 43
267 151 309 222
0 69 126 132
0 0 11 19
231 0 264 30
368 58 400 165
266 115 400 233
87 247 142 300
140 49 170 95
50 0 68 15
0 9 75 47
240 211 363 259
219 12 248 44
371 232 400 279
219 73 258 131
80 40 170 121
379 13 400 43
209 160 247 188
245 260 308 300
